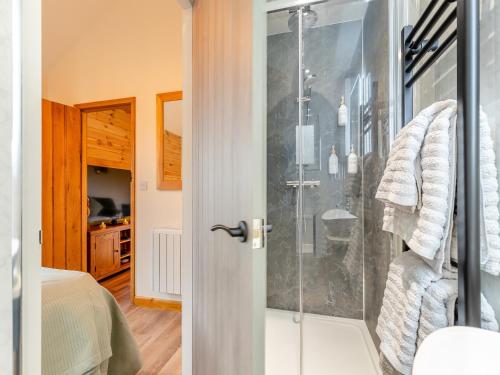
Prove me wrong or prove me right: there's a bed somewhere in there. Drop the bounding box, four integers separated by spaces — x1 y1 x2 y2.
42 267 142 375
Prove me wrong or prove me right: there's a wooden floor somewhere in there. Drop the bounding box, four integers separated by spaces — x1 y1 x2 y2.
101 271 182 375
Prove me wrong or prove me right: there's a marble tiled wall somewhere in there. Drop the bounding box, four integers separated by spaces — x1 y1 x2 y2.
0 1 13 373
266 0 391 346
267 20 365 318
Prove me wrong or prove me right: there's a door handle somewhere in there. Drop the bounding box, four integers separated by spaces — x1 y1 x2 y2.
265 224 273 234
211 221 248 243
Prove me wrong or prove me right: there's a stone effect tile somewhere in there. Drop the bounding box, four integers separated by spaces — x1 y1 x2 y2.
267 21 365 319
266 1 392 348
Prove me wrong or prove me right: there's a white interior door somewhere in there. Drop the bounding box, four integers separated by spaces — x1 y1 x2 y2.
192 0 267 374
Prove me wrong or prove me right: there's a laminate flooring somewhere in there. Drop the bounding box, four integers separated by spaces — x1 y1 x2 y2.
101 271 182 375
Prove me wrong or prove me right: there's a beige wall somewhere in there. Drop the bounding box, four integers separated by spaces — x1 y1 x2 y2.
43 0 183 300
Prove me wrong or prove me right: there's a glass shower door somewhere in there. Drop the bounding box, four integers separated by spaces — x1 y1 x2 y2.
267 1 388 374
266 6 303 375
299 4 364 319
299 3 368 374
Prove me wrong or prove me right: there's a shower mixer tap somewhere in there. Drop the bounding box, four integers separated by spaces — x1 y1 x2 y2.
297 96 312 103
286 180 320 188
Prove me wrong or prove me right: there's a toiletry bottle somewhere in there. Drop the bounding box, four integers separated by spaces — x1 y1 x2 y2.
329 146 339 175
338 96 348 127
348 145 358 175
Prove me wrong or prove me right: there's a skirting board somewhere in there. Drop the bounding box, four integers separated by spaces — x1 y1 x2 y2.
134 296 182 312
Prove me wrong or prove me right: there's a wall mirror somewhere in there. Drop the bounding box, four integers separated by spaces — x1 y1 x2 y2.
157 91 183 190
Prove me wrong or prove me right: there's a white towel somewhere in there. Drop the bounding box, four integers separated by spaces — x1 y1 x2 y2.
479 111 500 275
376 252 499 375
378 101 457 273
417 278 499 348
376 100 455 210
378 101 500 276
445 110 500 275
376 252 445 375
407 106 457 272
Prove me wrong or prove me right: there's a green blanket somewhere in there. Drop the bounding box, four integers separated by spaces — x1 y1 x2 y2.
42 268 142 375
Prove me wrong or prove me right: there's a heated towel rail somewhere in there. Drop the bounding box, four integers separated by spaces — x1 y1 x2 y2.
401 0 481 327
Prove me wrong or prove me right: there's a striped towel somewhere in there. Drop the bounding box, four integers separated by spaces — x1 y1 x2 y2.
376 252 498 375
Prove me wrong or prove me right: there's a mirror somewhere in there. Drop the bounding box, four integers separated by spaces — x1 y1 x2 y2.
157 91 183 190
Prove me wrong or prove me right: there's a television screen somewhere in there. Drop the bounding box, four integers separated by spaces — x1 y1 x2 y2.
87 166 131 225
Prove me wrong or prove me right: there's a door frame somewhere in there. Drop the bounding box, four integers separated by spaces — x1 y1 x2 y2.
19 0 193 374
177 1 194 374
20 0 42 373
75 97 137 302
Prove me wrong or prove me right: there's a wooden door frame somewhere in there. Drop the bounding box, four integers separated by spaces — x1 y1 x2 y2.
75 97 137 302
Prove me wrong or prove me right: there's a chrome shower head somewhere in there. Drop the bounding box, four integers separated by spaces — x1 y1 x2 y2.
288 6 318 32
304 69 318 89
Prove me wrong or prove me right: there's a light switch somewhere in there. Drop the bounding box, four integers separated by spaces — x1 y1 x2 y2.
139 181 148 191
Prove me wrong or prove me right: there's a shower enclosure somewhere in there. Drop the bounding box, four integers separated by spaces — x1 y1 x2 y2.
265 0 500 374
265 1 392 374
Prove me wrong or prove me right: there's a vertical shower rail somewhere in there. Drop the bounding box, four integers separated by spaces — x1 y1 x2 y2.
401 0 481 327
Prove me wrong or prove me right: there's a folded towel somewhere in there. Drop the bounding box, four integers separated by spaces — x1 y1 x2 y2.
380 354 403 375
377 252 499 375
376 100 455 210
376 252 445 375
407 105 457 273
379 101 457 273
417 278 499 347
378 101 500 276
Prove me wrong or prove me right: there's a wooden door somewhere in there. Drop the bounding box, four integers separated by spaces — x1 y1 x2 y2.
42 99 83 270
192 0 266 374
94 232 120 278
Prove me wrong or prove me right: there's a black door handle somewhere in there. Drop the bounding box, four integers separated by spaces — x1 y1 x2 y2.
211 221 248 243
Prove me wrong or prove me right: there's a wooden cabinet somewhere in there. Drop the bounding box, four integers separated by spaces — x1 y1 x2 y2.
88 224 131 280
93 232 120 278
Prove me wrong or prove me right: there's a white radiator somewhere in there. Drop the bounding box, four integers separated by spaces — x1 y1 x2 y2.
153 228 182 295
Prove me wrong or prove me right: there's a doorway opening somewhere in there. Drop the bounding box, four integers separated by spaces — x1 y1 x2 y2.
40 0 187 373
